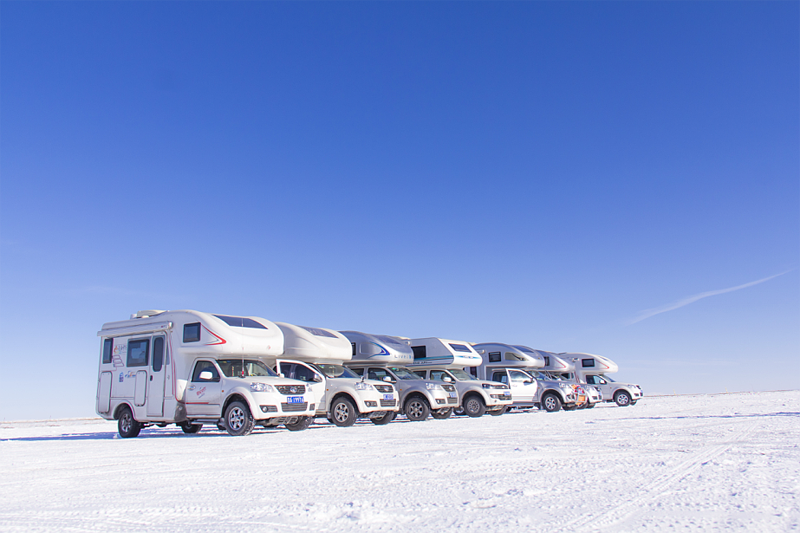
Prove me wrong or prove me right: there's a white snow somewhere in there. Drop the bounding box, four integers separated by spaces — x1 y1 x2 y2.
1 391 798 532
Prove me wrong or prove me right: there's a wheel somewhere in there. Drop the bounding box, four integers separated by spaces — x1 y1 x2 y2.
489 406 507 416
285 416 313 432
630 400 638 405
370 411 397 425
453 407 465 416
463 395 486 417
224 401 255 436
330 397 357 427
431 408 452 420
404 396 430 421
614 390 632 407
117 406 141 438
179 421 202 434
542 393 562 412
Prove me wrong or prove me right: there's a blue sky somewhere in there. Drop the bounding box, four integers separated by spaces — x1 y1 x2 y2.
1 1 797 420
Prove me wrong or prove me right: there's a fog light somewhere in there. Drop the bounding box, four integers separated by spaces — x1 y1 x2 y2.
365 401 377 408
435 399 445 405
260 405 277 413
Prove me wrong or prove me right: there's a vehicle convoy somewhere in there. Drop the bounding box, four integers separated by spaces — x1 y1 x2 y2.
341 332 457 421
406 337 512 417
96 310 316 438
271 323 398 427
557 352 643 407
471 343 580 412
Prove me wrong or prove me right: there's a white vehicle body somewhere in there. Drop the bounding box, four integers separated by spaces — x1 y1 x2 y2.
96 310 315 437
559 352 643 407
272 323 398 427
341 332 457 421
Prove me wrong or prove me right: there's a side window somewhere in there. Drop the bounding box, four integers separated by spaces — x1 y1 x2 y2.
152 337 165 372
350 367 365 377
183 323 201 343
351 342 356 356
278 362 294 379
368 368 390 382
102 338 113 364
544 356 550 367
411 346 426 359
492 372 508 384
431 371 446 381
489 352 501 363
508 370 528 383
469 367 477 378
294 364 316 382
127 339 149 367
192 361 220 382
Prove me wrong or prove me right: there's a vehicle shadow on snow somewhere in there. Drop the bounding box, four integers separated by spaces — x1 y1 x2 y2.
609 411 800 423
2 427 291 442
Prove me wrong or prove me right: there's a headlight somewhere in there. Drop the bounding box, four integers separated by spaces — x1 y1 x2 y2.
425 383 444 391
250 382 274 393
354 382 374 391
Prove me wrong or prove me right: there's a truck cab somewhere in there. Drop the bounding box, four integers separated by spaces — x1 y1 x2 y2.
559 352 643 407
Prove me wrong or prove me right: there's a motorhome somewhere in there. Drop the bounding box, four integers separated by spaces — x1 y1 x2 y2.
534 350 602 408
471 343 579 412
341 332 458 421
271 323 399 426
96 310 316 437
557 352 643 407
406 337 512 417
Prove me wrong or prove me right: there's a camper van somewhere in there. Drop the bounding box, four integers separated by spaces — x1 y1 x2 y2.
406 337 512 417
534 349 601 408
96 310 315 437
471 343 579 412
558 352 643 407
341 332 458 421
271 323 399 427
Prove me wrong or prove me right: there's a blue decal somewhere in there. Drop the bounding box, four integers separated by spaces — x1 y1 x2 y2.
367 342 391 358
118 372 124 382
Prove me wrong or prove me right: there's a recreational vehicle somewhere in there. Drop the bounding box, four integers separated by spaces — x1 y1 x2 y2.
96 310 315 437
471 343 579 412
558 352 643 407
271 323 399 426
341 332 458 421
407 337 512 417
535 349 601 408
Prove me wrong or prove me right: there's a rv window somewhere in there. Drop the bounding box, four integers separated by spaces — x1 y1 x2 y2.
127 339 149 367
214 315 268 329
375 335 405 346
505 352 525 361
102 338 113 364
515 346 536 354
184 323 201 343
360 342 382 356
411 346 427 359
582 359 595 368
449 344 471 353
488 352 501 363
192 361 220 382
351 342 356 356
543 356 550 367
299 325 336 338
152 337 165 372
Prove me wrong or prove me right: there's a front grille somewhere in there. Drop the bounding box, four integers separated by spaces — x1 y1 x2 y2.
442 384 456 392
374 385 393 393
281 402 308 412
276 385 306 395
380 399 396 407
447 398 457 404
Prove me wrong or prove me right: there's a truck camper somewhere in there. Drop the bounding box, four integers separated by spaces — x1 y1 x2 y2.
471 343 579 412
534 350 601 408
271 323 399 427
96 310 316 438
558 352 643 407
406 337 512 417
341 332 458 421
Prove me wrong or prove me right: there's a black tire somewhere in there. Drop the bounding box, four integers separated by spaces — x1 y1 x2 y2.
463 395 486 417
404 396 430 421
615 391 632 407
630 400 638 405
285 416 313 432
542 393 562 412
489 406 507 416
224 401 255 436
179 421 202 434
564 405 577 411
431 408 452 420
117 406 141 438
453 407 465 416
370 411 397 425
330 397 358 427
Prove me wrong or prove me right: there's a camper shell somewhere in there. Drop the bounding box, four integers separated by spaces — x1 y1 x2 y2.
558 352 643 407
341 332 458 421
270 323 399 427
406 337 512 417
96 310 315 437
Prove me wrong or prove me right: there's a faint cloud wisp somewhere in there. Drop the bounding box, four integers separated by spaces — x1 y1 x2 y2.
626 270 793 326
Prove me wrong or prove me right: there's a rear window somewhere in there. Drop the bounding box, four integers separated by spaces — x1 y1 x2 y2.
449 344 471 353
214 315 267 329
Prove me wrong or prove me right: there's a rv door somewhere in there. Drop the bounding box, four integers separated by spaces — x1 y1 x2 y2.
146 336 167 417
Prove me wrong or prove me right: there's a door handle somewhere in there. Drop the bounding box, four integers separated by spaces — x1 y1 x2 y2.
150 376 153 381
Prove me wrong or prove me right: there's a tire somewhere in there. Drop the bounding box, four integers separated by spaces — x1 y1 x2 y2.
542 393 562 412
563 405 577 411
330 397 358 427
630 400 638 405
453 407 465 416
431 408 452 420
615 391 632 407
404 396 430 421
224 401 255 436
489 406 507 416
463 395 486 417
285 416 313 432
179 421 202 434
117 406 141 438
370 411 397 425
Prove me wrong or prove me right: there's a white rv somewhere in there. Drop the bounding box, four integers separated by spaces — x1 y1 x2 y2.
406 337 512 417
96 310 315 437
535 350 602 408
271 323 399 426
341 332 458 421
558 352 643 407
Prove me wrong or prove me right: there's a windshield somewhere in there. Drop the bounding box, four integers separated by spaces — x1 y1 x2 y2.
388 367 422 380
448 369 475 381
217 359 277 378
316 364 358 379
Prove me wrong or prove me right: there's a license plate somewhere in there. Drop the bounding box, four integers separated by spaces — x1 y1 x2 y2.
287 396 303 404
449 392 457 398
383 394 393 401
503 391 511 396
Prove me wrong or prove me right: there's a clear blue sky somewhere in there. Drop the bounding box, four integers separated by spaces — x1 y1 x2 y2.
1 1 797 420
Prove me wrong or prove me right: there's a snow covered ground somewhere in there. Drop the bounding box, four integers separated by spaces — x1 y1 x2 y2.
1 390 798 532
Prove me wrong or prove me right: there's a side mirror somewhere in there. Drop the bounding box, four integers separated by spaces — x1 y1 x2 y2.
383 376 393 383
524 379 532 384
199 371 213 381
313 374 324 383
443 376 453 382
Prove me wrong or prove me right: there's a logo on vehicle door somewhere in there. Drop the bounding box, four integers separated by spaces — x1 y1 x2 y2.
196 387 207 399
